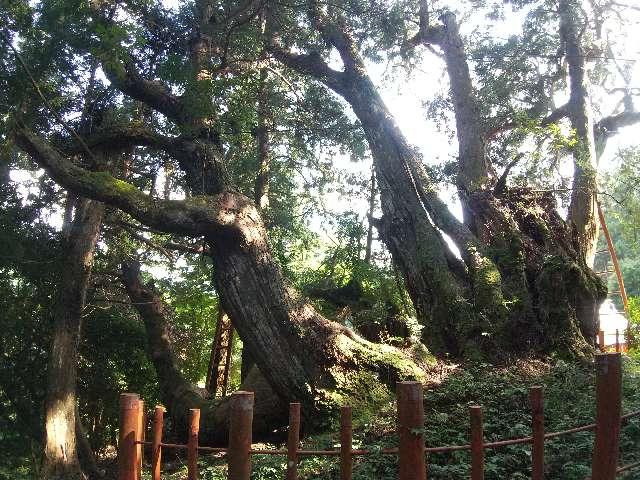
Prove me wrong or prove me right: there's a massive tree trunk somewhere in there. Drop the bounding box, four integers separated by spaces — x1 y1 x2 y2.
42 198 103 480
121 261 284 443
121 261 420 444
561 0 600 266
270 4 606 358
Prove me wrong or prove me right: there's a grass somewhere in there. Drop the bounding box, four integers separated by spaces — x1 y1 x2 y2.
151 353 640 480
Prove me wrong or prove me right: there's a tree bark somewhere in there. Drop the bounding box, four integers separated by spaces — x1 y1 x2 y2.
42 198 103 480
254 67 272 210
561 0 600 265
269 4 606 358
121 261 420 443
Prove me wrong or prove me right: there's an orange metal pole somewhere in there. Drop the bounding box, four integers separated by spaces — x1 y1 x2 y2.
151 406 164 480
591 353 622 480
118 393 140 480
530 387 544 480
228 391 254 480
397 381 426 480
287 403 301 480
188 408 200 480
340 406 353 480
470 406 484 480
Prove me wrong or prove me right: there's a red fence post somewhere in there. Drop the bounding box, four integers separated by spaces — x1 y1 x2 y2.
152 406 164 480
228 391 254 480
591 353 622 480
340 406 353 480
287 403 301 480
397 381 426 480
470 406 484 480
136 399 144 480
188 408 200 480
598 330 605 351
118 393 140 480
529 386 544 480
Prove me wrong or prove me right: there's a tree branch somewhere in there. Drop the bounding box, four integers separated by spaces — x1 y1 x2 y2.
268 45 346 94
307 0 364 74
14 126 255 239
486 103 570 140
595 110 640 141
63 124 229 193
102 58 190 124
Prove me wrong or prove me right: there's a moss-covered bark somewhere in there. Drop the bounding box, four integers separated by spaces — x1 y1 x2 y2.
271 7 606 360
121 262 426 444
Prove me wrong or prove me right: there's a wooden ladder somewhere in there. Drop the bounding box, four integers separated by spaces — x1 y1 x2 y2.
205 309 234 396
595 201 630 351
596 202 629 312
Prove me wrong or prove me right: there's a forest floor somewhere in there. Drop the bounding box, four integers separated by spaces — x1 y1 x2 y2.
149 353 640 480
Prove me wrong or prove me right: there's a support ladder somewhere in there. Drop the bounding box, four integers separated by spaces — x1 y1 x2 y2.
205 309 234 396
595 201 630 350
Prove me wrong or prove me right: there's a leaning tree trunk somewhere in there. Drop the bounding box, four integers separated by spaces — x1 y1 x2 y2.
121 261 422 444
42 198 103 480
270 4 606 358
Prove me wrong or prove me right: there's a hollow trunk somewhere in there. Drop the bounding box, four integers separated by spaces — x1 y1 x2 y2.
42 199 103 480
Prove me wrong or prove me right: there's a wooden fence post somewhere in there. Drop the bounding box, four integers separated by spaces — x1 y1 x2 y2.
598 330 605 351
615 329 621 353
228 391 254 480
591 353 622 480
529 386 544 480
118 393 140 480
397 381 426 480
188 408 200 480
340 406 353 480
287 403 301 480
136 400 144 480
152 406 164 480
470 406 484 480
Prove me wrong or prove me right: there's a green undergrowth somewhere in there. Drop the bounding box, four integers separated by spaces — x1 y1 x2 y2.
150 354 640 480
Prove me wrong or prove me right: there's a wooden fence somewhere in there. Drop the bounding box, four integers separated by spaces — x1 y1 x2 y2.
598 328 629 353
118 352 640 480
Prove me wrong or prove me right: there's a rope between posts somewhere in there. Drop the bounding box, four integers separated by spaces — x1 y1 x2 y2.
132 408 640 456
617 460 640 474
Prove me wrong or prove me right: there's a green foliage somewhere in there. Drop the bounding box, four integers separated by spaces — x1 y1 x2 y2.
627 297 640 350
155 258 219 385
149 357 640 480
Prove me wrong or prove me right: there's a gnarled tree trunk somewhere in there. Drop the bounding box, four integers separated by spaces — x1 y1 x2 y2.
270 4 606 358
121 261 421 443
